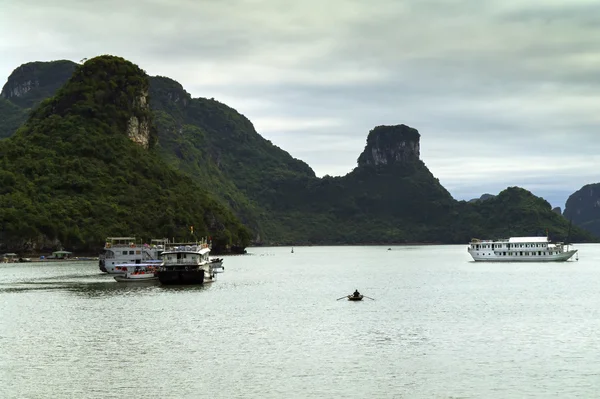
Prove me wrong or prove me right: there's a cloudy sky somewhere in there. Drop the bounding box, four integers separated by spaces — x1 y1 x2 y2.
1 0 599 208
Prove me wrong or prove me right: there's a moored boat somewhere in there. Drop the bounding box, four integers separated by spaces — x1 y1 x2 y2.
210 257 225 273
157 238 216 285
113 259 163 274
99 237 168 273
113 263 159 282
467 236 577 262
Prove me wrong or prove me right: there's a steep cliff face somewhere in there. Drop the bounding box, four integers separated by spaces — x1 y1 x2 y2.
357 124 420 167
1 60 77 108
126 88 152 149
0 60 77 138
563 183 600 236
150 76 191 110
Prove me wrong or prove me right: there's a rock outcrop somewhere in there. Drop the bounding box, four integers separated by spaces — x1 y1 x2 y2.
357 124 420 167
552 207 562 215
127 89 152 149
149 76 192 109
1 60 76 108
563 183 600 236
468 193 496 203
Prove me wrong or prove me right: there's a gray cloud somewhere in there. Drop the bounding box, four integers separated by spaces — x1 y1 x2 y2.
1 0 599 208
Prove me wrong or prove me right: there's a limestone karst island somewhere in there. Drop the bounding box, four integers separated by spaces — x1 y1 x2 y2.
0 55 597 257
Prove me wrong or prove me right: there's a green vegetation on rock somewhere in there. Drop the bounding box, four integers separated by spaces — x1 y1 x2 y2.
453 187 595 243
0 56 250 254
0 98 27 139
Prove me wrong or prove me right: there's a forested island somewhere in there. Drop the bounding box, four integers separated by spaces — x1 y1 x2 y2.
0 55 596 255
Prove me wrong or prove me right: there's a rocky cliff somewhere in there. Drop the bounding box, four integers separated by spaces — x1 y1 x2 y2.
1 60 76 108
563 183 600 236
0 60 77 138
357 124 420 167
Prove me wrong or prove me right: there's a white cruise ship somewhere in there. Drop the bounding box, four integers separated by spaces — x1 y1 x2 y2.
467 236 577 262
99 237 169 273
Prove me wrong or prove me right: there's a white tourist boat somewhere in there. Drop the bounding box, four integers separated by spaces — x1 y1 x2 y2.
157 238 219 285
113 263 159 282
99 237 169 274
467 236 577 262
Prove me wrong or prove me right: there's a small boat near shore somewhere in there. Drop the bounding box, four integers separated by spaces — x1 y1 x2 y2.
113 264 159 282
468 236 577 262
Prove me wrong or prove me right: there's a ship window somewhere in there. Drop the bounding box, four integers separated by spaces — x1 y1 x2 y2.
129 251 134 255
122 251 128 255
520 252 523 256
136 250 141 255
503 252 506 255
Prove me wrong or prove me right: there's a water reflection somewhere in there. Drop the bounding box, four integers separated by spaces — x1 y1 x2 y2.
0 273 210 298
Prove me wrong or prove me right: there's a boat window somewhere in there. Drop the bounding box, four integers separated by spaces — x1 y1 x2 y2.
122 251 128 255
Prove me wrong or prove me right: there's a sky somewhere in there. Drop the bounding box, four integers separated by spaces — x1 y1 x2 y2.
1 0 599 209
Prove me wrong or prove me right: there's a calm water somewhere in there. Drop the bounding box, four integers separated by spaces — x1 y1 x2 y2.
1 245 600 398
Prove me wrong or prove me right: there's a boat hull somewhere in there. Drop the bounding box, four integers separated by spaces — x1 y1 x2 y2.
348 295 363 301
114 275 158 282
158 269 205 285
468 249 577 262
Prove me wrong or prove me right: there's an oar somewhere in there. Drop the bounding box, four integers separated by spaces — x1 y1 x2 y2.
363 296 375 300
336 295 350 300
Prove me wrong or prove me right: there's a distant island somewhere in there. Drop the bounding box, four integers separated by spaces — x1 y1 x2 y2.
0 55 597 255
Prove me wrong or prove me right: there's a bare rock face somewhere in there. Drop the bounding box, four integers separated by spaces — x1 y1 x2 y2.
357 125 420 167
127 89 152 149
2 77 38 98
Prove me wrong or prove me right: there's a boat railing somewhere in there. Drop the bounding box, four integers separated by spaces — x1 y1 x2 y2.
163 259 204 265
